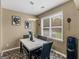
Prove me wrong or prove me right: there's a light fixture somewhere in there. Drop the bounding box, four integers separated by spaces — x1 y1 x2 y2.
30 1 34 5
28 18 37 21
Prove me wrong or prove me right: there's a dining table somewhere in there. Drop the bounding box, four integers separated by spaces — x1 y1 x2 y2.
20 38 48 59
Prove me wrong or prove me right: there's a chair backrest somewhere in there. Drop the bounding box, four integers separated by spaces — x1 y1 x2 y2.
37 35 47 41
37 35 42 39
23 35 29 39
41 42 53 59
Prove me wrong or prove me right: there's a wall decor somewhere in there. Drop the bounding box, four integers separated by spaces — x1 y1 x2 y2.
67 18 71 31
25 21 32 29
25 21 29 28
12 16 21 25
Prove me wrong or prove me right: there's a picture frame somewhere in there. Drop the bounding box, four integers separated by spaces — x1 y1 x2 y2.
25 21 32 29
12 16 21 26
25 21 29 28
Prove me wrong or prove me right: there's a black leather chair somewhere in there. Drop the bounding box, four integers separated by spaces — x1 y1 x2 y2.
37 35 47 41
23 35 29 39
33 41 53 59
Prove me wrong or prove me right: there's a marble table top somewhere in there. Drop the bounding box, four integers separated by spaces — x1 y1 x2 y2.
20 38 48 51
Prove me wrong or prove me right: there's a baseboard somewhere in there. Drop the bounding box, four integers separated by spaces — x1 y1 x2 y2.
2 47 20 53
1 47 20 56
51 49 67 58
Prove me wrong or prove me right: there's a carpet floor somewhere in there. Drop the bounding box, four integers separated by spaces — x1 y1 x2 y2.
1 49 66 59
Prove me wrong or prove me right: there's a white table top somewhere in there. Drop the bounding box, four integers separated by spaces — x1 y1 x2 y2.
20 38 48 51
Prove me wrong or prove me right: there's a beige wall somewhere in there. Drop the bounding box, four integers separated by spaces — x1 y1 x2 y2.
1 8 37 51
0 4 1 52
38 0 79 58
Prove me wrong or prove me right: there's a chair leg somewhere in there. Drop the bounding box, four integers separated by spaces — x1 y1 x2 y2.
48 56 50 59
37 56 41 59
33 55 40 59
34 56 37 59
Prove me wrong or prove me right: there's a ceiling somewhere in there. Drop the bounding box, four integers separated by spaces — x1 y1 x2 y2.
1 0 69 15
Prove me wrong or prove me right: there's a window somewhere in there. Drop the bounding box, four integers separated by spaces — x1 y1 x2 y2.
41 12 63 41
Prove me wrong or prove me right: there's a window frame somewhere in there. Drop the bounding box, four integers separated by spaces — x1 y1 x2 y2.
41 11 63 42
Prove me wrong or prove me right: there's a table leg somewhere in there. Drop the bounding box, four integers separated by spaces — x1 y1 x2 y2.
28 51 32 59
20 42 23 53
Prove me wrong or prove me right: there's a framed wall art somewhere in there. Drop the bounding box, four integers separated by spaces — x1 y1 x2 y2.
12 16 21 26
25 20 32 29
